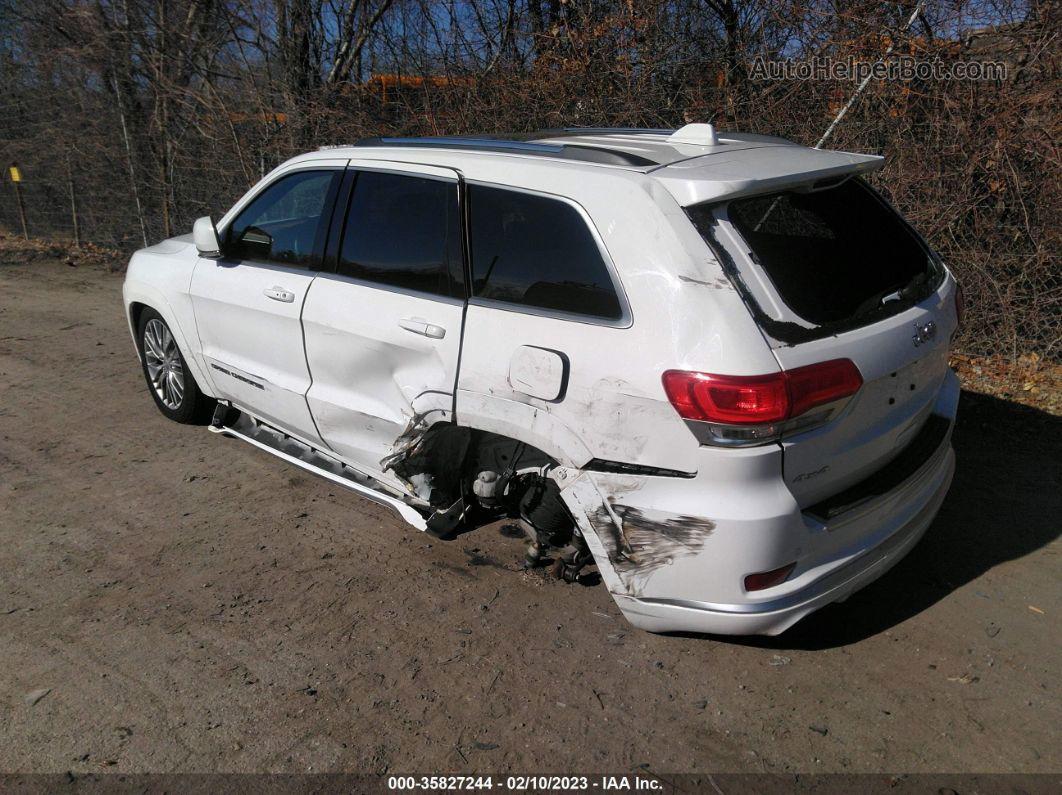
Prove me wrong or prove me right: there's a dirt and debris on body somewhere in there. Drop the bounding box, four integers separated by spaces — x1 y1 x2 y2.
0 251 1059 774
586 503 715 591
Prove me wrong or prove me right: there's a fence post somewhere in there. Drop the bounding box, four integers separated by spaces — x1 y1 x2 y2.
67 158 81 248
9 164 29 240
112 75 149 248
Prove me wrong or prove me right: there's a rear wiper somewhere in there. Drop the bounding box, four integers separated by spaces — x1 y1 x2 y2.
882 273 927 305
853 271 929 319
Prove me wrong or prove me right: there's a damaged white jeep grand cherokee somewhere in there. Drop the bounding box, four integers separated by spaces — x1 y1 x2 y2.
123 124 961 636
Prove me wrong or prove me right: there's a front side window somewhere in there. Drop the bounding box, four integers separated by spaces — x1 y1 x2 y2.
337 170 461 298
226 170 339 268
468 185 623 321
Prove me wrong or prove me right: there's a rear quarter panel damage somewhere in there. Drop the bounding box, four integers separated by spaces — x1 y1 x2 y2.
554 441 801 606
558 471 716 598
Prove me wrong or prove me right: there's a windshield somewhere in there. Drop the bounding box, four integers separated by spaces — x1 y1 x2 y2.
688 179 940 334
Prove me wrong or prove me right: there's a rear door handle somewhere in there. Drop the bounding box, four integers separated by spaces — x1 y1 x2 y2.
398 318 446 339
264 286 295 303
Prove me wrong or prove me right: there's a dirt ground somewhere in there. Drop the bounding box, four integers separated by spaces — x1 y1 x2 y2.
1 254 1059 776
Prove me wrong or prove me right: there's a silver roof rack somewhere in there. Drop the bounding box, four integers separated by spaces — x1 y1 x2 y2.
355 135 658 167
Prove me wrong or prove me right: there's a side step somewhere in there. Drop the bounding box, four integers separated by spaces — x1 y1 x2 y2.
208 413 429 531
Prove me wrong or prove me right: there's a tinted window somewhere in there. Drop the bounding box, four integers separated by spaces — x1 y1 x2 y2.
469 186 622 321
227 170 338 268
338 171 461 298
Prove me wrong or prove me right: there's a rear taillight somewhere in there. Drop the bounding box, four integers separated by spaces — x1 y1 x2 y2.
786 359 865 419
744 562 796 592
954 281 964 328
660 371 788 424
662 359 863 446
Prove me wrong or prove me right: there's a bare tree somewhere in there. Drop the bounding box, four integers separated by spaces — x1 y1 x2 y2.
0 0 1056 360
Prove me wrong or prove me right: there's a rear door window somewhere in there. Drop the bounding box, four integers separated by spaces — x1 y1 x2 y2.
226 170 339 268
468 185 623 321
337 170 462 299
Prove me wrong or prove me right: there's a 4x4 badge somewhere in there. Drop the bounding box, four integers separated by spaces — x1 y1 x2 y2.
912 321 937 347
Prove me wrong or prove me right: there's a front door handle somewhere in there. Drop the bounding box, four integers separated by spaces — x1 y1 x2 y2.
264 286 295 303
398 318 446 339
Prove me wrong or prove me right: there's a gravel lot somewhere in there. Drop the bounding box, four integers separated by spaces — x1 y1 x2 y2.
1 254 1059 775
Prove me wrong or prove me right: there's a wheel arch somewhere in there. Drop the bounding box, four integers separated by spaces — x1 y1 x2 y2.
127 301 148 354
123 289 217 400
455 390 595 470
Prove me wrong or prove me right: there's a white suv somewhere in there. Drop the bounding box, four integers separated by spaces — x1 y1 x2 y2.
123 125 961 636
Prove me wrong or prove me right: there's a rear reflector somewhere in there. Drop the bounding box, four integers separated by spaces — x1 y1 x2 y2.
954 281 965 327
744 562 796 592
662 359 863 426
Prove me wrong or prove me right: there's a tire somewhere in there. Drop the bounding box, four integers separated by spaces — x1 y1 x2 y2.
137 307 215 424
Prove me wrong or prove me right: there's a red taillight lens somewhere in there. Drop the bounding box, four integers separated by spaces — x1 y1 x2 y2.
744 562 797 592
662 371 789 424
662 360 862 426
786 359 864 419
954 282 964 328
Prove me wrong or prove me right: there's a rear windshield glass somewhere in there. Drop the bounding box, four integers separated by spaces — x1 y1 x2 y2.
690 179 934 327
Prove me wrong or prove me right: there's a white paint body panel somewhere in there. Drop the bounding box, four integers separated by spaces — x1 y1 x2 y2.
121 235 216 400
774 300 955 507
190 258 322 445
302 274 464 484
558 370 958 635
508 346 567 401
122 131 961 636
652 145 884 205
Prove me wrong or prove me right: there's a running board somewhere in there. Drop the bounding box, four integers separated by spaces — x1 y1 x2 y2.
208 414 428 531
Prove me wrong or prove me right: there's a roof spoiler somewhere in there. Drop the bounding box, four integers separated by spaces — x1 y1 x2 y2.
654 145 885 206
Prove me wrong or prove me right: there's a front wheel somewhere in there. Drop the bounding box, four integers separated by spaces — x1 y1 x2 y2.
137 307 214 423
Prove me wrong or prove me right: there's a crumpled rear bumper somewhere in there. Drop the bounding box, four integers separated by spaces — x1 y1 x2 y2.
557 370 959 636
613 447 954 635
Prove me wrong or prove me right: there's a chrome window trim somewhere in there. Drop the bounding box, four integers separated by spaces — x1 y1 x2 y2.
467 295 629 329
347 162 459 184
311 270 466 307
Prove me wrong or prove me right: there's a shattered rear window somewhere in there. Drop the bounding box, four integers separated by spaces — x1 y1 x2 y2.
691 179 937 328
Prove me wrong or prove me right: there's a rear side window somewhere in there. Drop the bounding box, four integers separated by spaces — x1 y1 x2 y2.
712 180 931 325
468 185 622 321
338 170 462 298
226 170 339 268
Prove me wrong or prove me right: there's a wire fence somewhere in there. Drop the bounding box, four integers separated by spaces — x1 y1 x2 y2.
0 0 1057 360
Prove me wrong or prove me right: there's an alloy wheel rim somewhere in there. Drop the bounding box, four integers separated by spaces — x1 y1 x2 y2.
143 319 184 410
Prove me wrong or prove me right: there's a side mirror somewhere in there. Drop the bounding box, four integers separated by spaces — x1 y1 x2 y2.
193 216 221 257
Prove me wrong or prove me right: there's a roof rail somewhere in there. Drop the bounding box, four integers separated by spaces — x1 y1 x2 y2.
355 136 657 167
553 127 676 136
